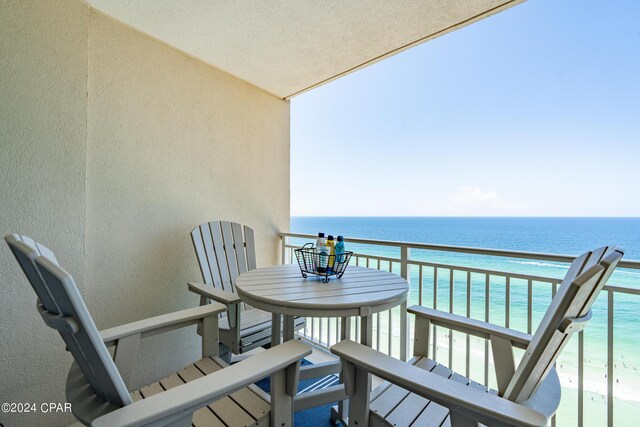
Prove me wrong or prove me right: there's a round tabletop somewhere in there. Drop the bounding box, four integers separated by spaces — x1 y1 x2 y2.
235 264 409 318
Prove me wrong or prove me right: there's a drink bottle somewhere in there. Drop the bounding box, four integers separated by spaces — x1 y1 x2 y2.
326 235 336 272
335 236 345 264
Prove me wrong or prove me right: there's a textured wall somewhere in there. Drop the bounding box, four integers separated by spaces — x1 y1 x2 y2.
1 4 289 426
0 1 88 426
85 10 290 387
86 0 526 98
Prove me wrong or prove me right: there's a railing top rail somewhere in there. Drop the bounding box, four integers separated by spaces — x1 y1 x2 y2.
284 243 640 295
281 232 640 270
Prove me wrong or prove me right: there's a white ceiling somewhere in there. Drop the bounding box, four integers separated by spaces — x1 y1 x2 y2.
88 0 525 99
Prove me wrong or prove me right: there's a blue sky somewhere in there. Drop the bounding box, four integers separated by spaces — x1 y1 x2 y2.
291 0 640 217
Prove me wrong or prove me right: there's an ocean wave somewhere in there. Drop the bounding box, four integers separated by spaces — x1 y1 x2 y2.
507 260 569 269
507 260 640 278
617 270 640 278
438 334 640 403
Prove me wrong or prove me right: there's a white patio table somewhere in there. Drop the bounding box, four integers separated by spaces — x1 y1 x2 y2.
235 263 409 417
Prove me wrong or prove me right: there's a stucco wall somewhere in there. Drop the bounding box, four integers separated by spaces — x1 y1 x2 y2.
0 1 88 426
1 4 289 426
85 10 290 387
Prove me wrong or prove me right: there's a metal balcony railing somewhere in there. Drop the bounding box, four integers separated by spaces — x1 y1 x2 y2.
280 232 640 427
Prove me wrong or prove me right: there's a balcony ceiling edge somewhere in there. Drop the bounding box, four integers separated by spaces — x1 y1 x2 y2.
86 0 526 99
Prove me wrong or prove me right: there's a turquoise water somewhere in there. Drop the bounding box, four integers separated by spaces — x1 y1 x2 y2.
290 217 640 415
291 216 640 292
291 217 640 259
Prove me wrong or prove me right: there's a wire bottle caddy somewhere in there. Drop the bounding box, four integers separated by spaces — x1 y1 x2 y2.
294 243 353 283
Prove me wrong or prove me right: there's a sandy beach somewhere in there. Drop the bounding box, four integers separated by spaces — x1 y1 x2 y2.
309 313 640 427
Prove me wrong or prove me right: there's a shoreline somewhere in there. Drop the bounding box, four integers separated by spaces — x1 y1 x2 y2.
369 323 640 404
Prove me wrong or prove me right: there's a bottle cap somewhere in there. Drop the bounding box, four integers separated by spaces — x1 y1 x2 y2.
327 235 334 240
337 236 344 241
317 232 325 238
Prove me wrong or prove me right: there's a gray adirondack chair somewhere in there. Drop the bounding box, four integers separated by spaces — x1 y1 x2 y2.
5 234 311 427
331 246 624 427
189 221 305 358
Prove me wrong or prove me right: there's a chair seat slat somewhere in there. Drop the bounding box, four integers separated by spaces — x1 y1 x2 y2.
139 382 164 398
385 392 430 426
232 222 249 275
221 221 240 290
411 401 450 427
159 373 185 390
210 222 233 293
192 407 226 427
131 357 270 427
192 226 216 286
244 226 257 271
373 355 496 426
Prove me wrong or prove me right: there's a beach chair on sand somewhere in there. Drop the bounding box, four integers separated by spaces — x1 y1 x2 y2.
331 246 624 427
189 221 305 359
5 234 310 427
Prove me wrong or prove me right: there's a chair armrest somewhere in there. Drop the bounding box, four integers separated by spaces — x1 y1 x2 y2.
331 340 547 427
91 340 312 427
409 305 532 349
188 281 243 305
100 304 226 347
188 282 242 352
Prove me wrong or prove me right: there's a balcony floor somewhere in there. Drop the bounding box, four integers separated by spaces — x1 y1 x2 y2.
249 340 386 426
253 342 341 427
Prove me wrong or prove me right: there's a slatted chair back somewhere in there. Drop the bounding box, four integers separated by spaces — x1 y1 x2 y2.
191 221 257 300
4 234 132 407
505 246 624 403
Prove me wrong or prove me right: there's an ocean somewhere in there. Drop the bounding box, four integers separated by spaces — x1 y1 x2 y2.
292 217 640 259
290 217 640 426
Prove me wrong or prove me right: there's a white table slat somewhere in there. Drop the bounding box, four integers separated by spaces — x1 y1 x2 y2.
236 265 408 316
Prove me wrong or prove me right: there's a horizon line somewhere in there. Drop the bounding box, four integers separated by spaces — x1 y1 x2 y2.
291 215 640 218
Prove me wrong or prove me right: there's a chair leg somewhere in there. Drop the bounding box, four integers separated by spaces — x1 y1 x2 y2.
449 412 478 427
202 315 219 358
271 368 294 427
219 343 231 364
272 313 282 346
347 365 370 427
166 413 193 427
341 360 370 427
338 316 352 422
196 296 209 336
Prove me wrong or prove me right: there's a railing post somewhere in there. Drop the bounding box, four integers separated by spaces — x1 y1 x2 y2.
281 234 287 265
400 246 410 361
607 290 614 427
277 232 638 426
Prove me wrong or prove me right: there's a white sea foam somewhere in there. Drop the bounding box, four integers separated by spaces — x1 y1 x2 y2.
508 259 640 278
434 334 640 403
507 260 569 269
558 372 640 403
617 270 640 278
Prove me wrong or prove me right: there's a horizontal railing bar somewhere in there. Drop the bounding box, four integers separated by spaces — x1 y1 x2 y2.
407 260 563 283
285 244 639 293
281 232 640 269
288 243 561 281
288 244 557 280
603 284 640 295
287 245 561 283
284 245 399 263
